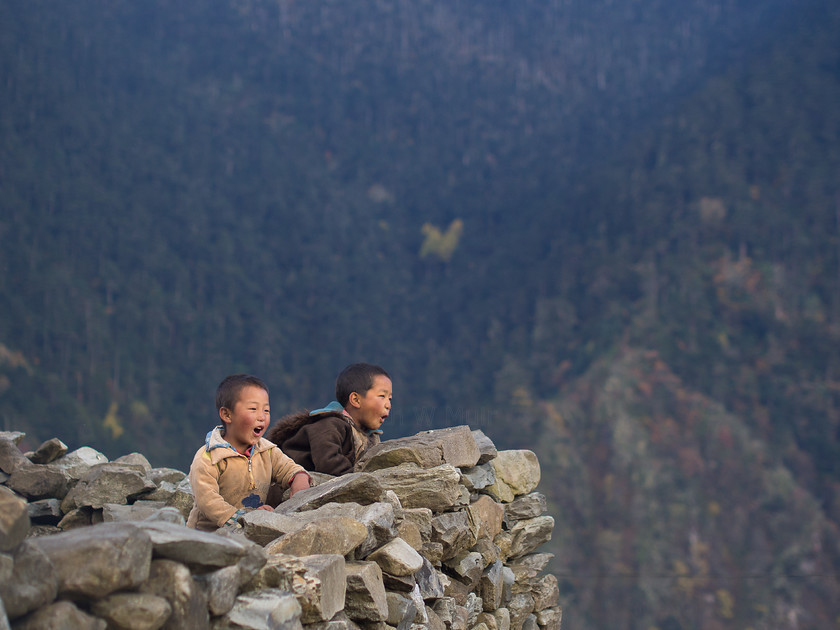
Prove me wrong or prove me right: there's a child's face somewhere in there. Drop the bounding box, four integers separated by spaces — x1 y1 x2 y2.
348 374 392 432
219 385 270 453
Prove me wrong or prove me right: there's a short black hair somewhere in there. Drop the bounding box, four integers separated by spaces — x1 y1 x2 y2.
216 374 268 412
335 363 390 407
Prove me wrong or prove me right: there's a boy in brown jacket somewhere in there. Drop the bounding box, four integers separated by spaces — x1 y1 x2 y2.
266 363 392 476
187 374 311 531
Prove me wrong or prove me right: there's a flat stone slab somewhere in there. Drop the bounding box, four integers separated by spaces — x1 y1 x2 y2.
220 588 302 630
275 473 384 514
357 426 480 471
365 537 423 577
29 522 153 599
369 464 463 511
133 521 249 568
61 462 156 511
265 517 367 557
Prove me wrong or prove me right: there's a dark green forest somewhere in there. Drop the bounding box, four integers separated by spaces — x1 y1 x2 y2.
2 0 840 627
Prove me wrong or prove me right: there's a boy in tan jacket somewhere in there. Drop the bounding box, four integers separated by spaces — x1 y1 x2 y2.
187 374 310 532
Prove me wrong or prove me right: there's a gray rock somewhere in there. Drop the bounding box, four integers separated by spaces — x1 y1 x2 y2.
451 605 469 630
501 567 515 605
103 502 185 525
483 451 540 504
245 554 346 625
476 613 498 630
394 520 422 551
506 553 554 573
0 552 11 582
57 506 94 529
357 426 480 471
465 592 483 626
214 589 302 630
344 562 388 622
507 593 535 630
385 588 425 627
370 464 462 511
149 467 188 485
508 516 554 559
276 473 385 514
422 606 447 630
431 597 456 628
115 452 153 472
0 437 29 475
381 490 403 520
302 611 362 629
365 538 423 577
135 521 250 569
381 571 415 593
91 592 173 630
467 494 505 541
444 551 484 587
0 431 24 445
0 486 30 552
61 462 157 511
50 446 109 481
241 510 307 546
400 509 432 542
494 608 511 630
472 538 501 568
139 558 210 630
471 430 498 465
29 522 152 599
521 613 538 630
27 438 68 465
459 462 496 492
414 557 445 600
141 479 195 520
535 606 562 630
11 600 106 630
478 560 504 612
265 502 397 559
26 498 63 525
530 574 559 612
430 511 478 561
503 493 547 526
8 463 70 500
24 524 60 538
419 541 443 565
196 565 241 617
265 517 367 558
0 540 57 619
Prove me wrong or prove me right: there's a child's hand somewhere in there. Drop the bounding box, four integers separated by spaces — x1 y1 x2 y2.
289 472 311 497
256 504 274 512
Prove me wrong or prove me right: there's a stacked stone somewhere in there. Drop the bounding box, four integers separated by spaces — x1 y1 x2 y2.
0 427 561 630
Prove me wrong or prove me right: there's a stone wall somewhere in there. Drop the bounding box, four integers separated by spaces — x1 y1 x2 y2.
0 426 562 630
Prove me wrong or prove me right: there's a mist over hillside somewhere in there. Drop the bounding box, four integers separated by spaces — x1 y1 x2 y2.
2 0 839 627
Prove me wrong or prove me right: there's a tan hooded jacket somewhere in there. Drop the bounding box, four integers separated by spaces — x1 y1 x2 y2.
187 426 306 531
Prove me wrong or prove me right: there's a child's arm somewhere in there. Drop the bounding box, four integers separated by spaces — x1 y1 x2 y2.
271 447 311 497
189 451 240 527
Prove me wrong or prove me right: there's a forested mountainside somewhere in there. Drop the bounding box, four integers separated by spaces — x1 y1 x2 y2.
1 0 839 627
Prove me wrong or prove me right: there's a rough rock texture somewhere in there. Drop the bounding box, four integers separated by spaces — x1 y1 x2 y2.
0 429 560 630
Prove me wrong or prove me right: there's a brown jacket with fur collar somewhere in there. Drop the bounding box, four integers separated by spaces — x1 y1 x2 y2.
266 408 379 475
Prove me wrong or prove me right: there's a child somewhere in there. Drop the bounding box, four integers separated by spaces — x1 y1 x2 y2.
187 374 311 532
265 363 392 476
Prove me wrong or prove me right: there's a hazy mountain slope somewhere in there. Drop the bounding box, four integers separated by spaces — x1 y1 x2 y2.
530 348 840 630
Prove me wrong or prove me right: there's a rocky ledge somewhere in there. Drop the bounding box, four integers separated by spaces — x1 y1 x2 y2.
0 426 561 630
